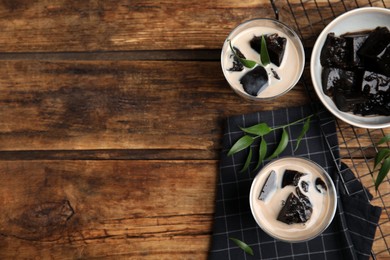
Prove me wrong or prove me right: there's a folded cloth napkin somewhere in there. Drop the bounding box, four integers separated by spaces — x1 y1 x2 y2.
209 105 382 260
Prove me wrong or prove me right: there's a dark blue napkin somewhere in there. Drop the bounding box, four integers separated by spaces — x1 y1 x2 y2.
209 105 382 260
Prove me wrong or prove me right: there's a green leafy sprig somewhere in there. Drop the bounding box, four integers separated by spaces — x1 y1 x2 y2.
229 237 254 256
228 35 271 68
227 115 312 173
374 134 390 191
228 40 256 68
260 35 271 66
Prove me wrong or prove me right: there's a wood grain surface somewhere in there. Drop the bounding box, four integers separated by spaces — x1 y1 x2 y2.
0 160 217 259
0 0 272 52
0 0 389 259
0 60 307 153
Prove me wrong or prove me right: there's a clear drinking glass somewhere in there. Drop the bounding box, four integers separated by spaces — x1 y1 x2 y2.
221 18 305 101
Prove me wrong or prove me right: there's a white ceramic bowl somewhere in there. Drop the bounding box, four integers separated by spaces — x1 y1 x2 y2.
221 18 305 101
310 7 390 129
249 157 337 242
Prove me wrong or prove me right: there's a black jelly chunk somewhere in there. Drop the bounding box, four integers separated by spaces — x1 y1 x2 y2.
352 71 390 116
354 92 390 116
239 66 269 96
315 178 327 194
362 71 390 95
321 67 361 96
281 169 305 188
321 31 372 69
271 68 280 80
277 190 313 225
300 181 309 193
334 92 366 112
355 101 390 116
321 67 338 96
320 27 390 117
249 34 287 67
228 47 246 72
258 170 277 201
320 33 349 69
342 32 369 68
376 43 390 77
357 27 390 77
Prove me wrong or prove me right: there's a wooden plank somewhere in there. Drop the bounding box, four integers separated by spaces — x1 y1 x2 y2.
0 160 217 259
0 50 222 61
0 149 217 160
0 60 309 152
0 0 273 52
0 236 211 259
1 0 387 52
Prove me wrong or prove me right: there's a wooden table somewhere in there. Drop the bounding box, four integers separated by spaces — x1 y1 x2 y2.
0 0 389 259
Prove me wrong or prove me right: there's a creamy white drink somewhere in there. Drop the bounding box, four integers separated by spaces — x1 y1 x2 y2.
221 19 305 100
249 157 337 242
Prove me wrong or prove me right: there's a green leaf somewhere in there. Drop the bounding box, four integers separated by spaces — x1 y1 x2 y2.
240 147 253 173
254 137 267 171
240 123 272 136
228 40 257 68
374 148 390 169
229 237 254 256
375 157 390 191
260 35 270 66
377 134 390 145
294 116 311 151
267 128 289 160
227 135 254 156
227 114 313 175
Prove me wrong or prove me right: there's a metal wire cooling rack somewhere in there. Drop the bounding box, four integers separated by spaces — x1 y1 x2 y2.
270 0 390 258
